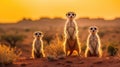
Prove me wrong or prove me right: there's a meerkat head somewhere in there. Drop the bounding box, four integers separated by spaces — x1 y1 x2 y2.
66 12 76 20
89 26 98 34
34 31 43 39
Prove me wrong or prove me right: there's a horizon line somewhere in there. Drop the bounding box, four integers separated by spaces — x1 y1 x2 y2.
0 17 120 23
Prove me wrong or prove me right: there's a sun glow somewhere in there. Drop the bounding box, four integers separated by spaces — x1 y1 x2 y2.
0 0 120 23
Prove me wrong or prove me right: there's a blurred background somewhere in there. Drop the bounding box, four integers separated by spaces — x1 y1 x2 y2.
0 0 120 58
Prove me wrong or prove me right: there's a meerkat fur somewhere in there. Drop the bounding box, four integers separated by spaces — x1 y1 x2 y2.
63 12 81 56
85 26 102 58
32 31 45 58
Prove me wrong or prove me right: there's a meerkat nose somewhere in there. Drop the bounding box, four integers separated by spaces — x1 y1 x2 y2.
70 16 72 18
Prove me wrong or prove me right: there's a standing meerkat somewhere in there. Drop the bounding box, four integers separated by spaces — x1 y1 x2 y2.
63 12 81 56
85 26 102 57
32 31 45 58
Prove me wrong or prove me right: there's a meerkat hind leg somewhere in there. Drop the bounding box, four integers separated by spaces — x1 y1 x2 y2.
76 47 80 56
74 40 80 56
39 52 44 58
87 50 93 57
65 48 69 56
68 50 74 56
35 51 41 58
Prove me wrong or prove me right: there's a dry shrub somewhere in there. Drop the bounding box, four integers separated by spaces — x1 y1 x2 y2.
43 34 54 45
98 31 106 38
0 44 21 64
44 34 65 57
0 34 25 47
107 42 119 56
107 45 118 56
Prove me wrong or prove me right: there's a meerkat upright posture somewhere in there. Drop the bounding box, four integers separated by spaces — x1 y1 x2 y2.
64 12 81 56
85 26 102 57
32 31 45 58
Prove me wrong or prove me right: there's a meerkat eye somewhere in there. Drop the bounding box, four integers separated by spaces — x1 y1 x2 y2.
39 33 41 35
90 28 93 30
94 28 97 30
72 14 74 16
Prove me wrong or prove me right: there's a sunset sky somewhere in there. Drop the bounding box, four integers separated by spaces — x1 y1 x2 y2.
0 0 120 23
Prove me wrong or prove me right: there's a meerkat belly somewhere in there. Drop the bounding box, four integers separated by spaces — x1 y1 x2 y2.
90 37 98 51
35 41 41 51
91 41 97 49
67 39 76 48
67 27 75 36
66 22 76 36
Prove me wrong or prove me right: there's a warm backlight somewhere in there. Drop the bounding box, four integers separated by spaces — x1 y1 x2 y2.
0 0 120 23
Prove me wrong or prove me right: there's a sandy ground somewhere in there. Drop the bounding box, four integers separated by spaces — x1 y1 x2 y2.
5 56 120 67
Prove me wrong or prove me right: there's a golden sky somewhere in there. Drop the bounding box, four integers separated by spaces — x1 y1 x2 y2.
0 0 120 23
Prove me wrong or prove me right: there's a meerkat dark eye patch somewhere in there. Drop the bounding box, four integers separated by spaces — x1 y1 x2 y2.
94 28 97 30
38 33 41 35
90 28 93 30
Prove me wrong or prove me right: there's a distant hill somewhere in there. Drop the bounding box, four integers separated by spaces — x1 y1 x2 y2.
17 17 120 24
0 17 120 25
0 17 119 29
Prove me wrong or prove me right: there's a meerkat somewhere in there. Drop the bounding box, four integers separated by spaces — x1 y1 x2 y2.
32 31 45 58
63 12 81 56
85 26 102 57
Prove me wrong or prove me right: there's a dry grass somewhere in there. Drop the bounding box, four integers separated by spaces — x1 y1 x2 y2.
44 34 65 57
0 44 21 64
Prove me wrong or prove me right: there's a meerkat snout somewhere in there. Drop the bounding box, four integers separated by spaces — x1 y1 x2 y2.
89 26 98 34
66 12 76 19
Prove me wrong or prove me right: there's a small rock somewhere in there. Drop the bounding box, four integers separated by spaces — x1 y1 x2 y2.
65 64 71 67
56 62 62 65
21 63 27 66
78 61 84 64
58 56 66 60
90 65 94 67
57 55 66 60
66 60 73 63
47 56 58 62
94 61 102 64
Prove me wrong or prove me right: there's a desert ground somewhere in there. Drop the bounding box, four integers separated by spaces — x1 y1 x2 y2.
0 18 120 67
6 57 120 67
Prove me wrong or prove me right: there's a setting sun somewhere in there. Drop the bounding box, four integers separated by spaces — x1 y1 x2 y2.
0 0 120 23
